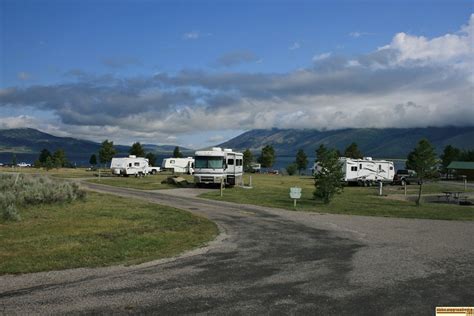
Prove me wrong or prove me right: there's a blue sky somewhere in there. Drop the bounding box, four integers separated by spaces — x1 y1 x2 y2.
1 0 473 148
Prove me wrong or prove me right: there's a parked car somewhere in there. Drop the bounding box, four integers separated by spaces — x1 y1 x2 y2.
392 169 421 185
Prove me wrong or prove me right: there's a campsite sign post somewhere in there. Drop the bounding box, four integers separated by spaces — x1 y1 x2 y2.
290 187 302 208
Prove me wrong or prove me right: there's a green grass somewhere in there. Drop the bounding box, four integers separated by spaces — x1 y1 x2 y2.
0 192 218 274
87 173 194 190
200 174 474 221
1 167 96 178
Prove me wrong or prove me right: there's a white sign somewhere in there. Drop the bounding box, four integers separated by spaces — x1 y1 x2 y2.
290 187 302 199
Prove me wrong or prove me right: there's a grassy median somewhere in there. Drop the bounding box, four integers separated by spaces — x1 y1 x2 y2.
200 174 474 221
87 173 194 190
0 191 218 274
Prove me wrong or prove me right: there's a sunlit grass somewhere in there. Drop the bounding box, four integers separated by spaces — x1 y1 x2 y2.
200 174 474 220
0 192 217 274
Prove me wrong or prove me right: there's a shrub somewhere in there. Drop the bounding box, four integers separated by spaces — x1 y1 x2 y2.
0 174 86 222
286 163 298 176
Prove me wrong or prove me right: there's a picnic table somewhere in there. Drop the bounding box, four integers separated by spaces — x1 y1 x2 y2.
441 191 464 203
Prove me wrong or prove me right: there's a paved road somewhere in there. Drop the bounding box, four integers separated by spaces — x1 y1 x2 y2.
1 183 473 315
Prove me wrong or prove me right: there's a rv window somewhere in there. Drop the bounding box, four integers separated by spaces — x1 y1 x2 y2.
170 160 175 164
227 159 234 165
378 165 382 171
351 166 357 171
129 163 132 167
390 166 393 170
237 159 242 166
359 164 362 169
134 162 140 167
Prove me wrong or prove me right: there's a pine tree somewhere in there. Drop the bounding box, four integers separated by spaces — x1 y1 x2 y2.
89 154 97 166
145 152 157 166
258 145 275 168
295 149 308 174
173 146 183 158
314 148 344 204
343 142 363 159
99 140 116 167
129 142 145 157
406 139 438 206
243 149 253 172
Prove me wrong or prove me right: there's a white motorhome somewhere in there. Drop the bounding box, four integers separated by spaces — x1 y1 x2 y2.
161 157 194 174
313 157 395 186
111 155 149 177
194 147 243 186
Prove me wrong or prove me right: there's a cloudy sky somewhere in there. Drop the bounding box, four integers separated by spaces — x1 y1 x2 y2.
0 0 473 148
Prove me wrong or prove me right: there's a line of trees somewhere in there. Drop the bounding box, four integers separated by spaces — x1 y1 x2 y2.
34 148 69 170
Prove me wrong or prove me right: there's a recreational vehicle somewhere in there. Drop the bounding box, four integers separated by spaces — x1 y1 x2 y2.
314 157 395 186
110 155 149 177
194 147 243 186
161 157 194 174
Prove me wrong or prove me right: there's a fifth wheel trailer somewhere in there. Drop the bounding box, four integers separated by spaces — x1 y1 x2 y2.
313 157 395 185
161 157 194 174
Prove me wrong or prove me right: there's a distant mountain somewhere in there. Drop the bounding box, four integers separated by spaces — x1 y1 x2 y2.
218 127 474 158
0 128 192 164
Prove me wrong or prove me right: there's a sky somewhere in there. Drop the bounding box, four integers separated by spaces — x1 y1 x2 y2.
0 0 473 148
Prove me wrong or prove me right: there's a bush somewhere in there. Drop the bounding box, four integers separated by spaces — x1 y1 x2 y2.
286 163 298 176
0 174 86 221
2 204 21 221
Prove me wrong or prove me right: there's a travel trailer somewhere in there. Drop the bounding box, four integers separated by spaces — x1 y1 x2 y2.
110 155 149 177
313 157 395 186
194 147 243 186
161 157 194 174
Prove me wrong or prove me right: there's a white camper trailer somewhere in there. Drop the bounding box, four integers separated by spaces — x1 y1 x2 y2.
194 147 243 186
313 157 395 186
161 157 194 174
110 155 149 177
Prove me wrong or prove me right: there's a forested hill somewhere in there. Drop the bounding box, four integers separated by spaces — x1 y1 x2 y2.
218 127 474 158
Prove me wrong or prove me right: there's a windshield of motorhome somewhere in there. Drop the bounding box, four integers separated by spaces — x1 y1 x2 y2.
195 156 224 169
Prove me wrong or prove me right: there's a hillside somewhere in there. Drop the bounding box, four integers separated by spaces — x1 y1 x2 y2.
0 128 192 164
218 127 474 158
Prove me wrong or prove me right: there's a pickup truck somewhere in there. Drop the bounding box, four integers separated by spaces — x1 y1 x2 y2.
145 166 161 175
392 169 420 185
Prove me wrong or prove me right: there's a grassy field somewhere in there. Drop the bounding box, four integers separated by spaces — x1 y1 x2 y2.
200 174 474 220
87 173 194 190
0 191 218 274
0 167 97 178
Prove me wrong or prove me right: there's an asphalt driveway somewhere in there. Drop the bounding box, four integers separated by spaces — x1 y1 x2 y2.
1 183 473 315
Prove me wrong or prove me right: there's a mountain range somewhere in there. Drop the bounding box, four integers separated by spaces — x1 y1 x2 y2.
218 127 474 158
1 126 473 165
0 128 192 164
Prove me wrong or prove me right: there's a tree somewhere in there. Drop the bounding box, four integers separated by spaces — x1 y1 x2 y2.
173 146 183 158
145 152 157 166
295 149 308 174
406 139 438 206
44 156 54 171
11 154 17 166
52 149 67 168
243 149 253 172
314 147 344 204
286 163 297 176
129 142 145 157
258 145 275 168
38 149 52 164
440 145 461 174
344 142 363 159
89 154 97 166
99 140 116 167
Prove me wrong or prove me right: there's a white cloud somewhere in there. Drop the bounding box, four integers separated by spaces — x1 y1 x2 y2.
349 31 373 38
312 52 331 62
289 42 301 50
379 13 473 66
183 31 211 40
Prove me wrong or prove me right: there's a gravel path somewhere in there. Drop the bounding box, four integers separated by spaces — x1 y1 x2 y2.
1 182 473 315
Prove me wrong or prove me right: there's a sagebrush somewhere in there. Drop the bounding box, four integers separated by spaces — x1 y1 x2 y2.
0 174 86 221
